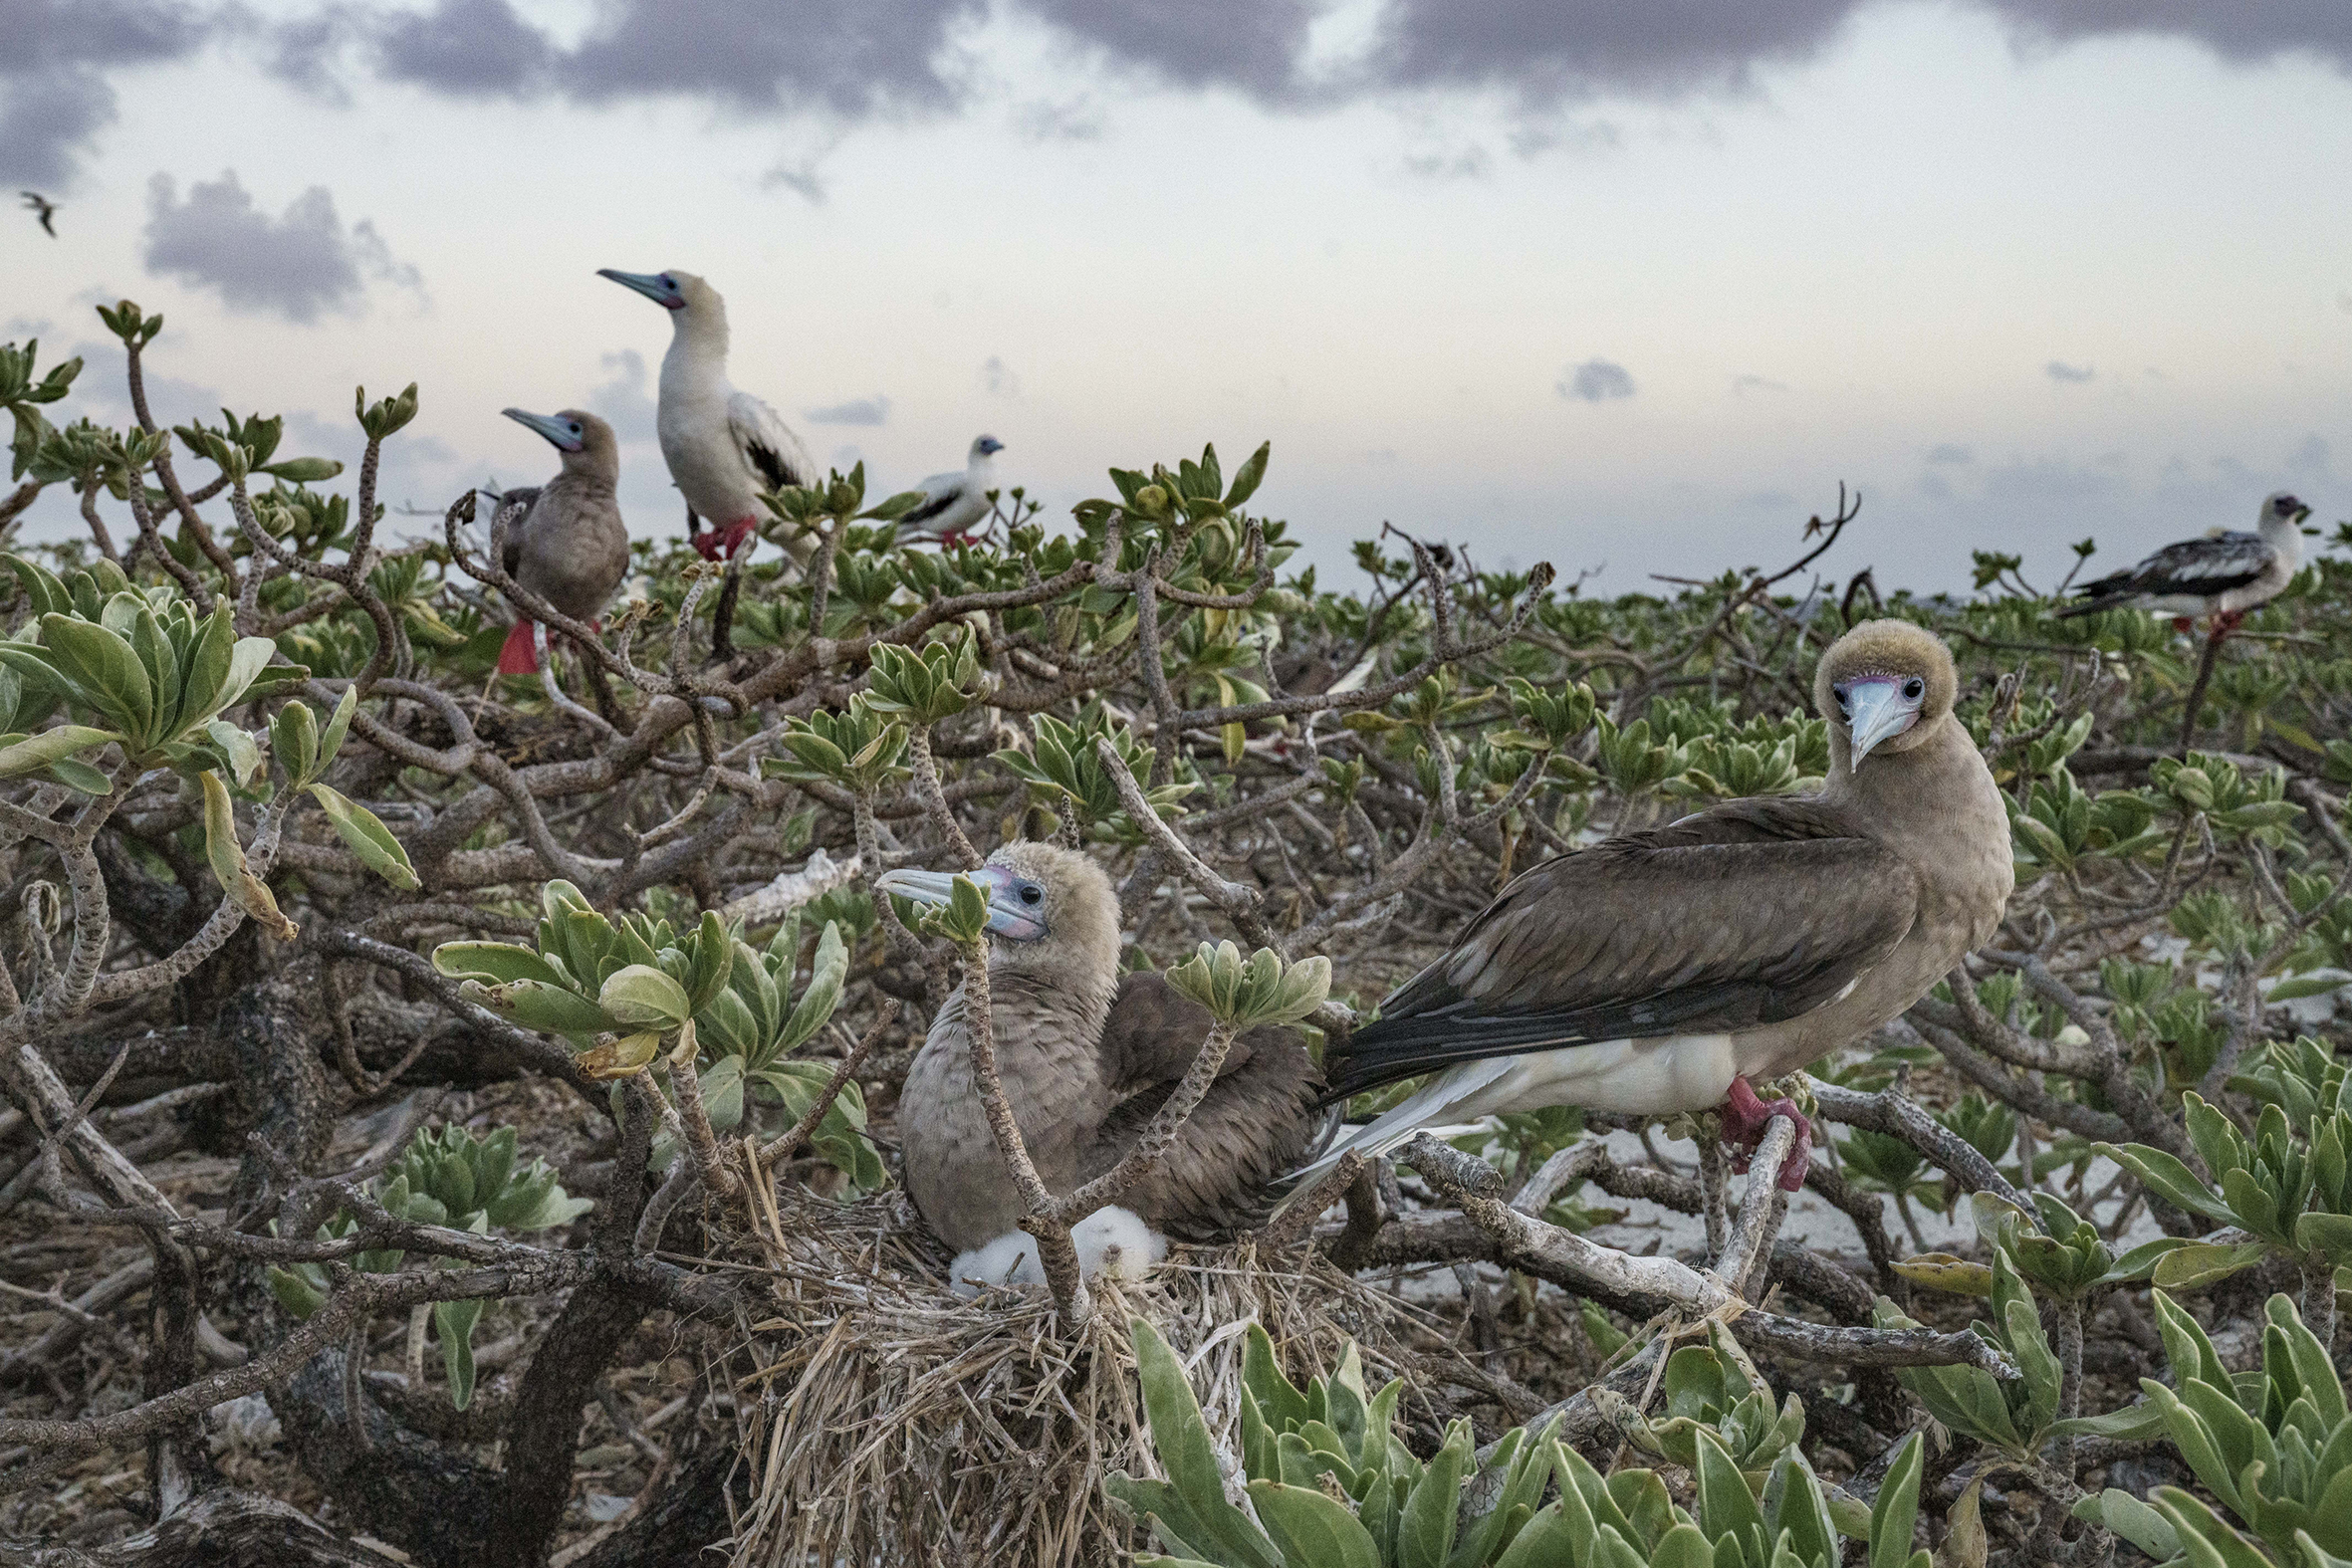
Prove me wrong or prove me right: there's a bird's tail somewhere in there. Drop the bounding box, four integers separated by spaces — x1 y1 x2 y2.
1269 1058 1512 1214
497 620 540 675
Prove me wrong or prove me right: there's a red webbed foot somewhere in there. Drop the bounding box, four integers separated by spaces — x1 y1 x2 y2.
691 518 760 561
2171 616 2197 634
1719 1075 1815 1193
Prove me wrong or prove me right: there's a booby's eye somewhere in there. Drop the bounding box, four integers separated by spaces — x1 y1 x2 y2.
1903 677 1925 700
1832 688 1851 716
1018 883 1043 905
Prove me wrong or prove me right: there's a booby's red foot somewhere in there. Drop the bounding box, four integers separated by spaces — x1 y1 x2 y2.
2210 610 2246 639
1720 1075 1815 1193
2171 616 2197 634
497 619 539 675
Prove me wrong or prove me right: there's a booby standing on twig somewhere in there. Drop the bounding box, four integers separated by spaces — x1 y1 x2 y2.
1290 619 2010 1196
895 435 1005 549
490 408 629 678
20 192 58 237
2059 491 2310 633
596 268 812 562
881 843 1324 1255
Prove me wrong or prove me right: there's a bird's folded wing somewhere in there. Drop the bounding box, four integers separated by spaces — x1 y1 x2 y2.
896 475 965 528
1324 801 1922 1101
2082 533 2272 601
1096 971 1289 1095
726 391 812 493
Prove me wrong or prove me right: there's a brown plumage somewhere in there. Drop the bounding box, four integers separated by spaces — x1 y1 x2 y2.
1295 618 2010 1193
492 408 629 674
887 843 1322 1254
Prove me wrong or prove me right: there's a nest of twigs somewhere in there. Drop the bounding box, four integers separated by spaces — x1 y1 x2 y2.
721 1186 1451 1567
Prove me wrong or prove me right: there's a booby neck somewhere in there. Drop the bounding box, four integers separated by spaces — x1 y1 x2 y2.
2258 509 2304 568
658 299 731 398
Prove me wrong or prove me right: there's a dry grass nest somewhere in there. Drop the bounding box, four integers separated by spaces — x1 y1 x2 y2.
720 1181 1477 1568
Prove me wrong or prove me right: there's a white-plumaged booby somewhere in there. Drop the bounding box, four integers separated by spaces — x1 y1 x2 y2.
2060 491 2311 631
597 268 812 562
1290 620 2011 1195
895 435 1005 549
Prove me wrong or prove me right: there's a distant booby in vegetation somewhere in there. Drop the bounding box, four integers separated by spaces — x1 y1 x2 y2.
490 408 629 678
895 435 1005 549
1291 620 2011 1195
20 191 58 237
2060 491 2310 631
882 843 1323 1254
597 268 812 562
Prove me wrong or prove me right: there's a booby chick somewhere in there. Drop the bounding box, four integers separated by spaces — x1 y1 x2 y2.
2059 491 2310 633
882 843 1323 1254
947 1205 1167 1298
895 435 1005 549
597 268 813 563
490 408 629 676
1292 619 2010 1195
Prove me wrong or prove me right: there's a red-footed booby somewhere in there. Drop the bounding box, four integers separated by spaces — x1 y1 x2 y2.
490 408 629 676
895 435 1005 549
2059 491 2310 634
881 843 1323 1254
596 268 812 562
1294 619 2010 1195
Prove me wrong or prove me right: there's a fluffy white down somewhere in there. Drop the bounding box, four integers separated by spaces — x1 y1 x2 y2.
946 1206 1169 1299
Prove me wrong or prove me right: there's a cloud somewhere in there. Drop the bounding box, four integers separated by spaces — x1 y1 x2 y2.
0 1 211 187
1557 358 1635 402
1014 96 1105 140
804 394 891 426
141 170 421 323
374 0 552 96
1731 373 1788 394
588 348 657 444
980 355 1019 396
1367 1 1860 102
1927 442 1974 464
559 0 980 116
1400 144 1492 179
1024 0 1317 99
762 159 827 203
2044 359 2095 383
2286 432 2332 472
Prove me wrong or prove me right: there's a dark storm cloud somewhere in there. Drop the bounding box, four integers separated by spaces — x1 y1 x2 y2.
557 0 983 116
1365 1 1862 100
1982 0 2352 71
141 170 420 323
0 0 212 186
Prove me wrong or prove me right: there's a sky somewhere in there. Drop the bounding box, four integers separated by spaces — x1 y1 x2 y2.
5 0 2350 596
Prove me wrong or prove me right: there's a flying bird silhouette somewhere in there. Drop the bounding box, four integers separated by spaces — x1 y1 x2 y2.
20 192 58 237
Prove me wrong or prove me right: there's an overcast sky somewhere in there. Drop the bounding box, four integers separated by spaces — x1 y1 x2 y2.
6 0 2349 594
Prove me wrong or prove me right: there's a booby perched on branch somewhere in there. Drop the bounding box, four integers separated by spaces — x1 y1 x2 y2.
882 843 1323 1253
596 268 812 562
895 435 1005 549
1293 619 2010 1195
2059 491 2310 630
490 408 629 677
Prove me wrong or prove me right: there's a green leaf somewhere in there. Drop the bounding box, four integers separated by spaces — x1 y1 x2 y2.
435 1298 483 1410
0 724 116 780
1871 1433 1925 1568
270 699 320 786
315 684 357 771
432 942 566 988
2074 1489 2179 1561
597 964 693 1028
199 769 296 941
1246 1481 1382 1568
267 1264 325 1319
1124 1318 1282 1568
39 612 152 739
2098 1142 2239 1226
307 784 420 890
1396 1424 1465 1568
205 719 261 786
461 976 612 1038
2153 1486 2283 1568
2153 1241 2272 1291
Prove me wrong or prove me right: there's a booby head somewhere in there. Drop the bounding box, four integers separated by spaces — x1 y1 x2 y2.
597 268 722 319
2261 491 2313 534
1814 618 1958 768
878 841 1121 986
971 435 1005 460
502 407 618 475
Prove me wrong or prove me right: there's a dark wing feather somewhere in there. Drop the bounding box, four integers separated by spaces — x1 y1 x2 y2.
2067 533 2273 609
488 487 541 577
1322 796 1921 1103
1082 972 1321 1240
895 483 960 528
742 437 798 492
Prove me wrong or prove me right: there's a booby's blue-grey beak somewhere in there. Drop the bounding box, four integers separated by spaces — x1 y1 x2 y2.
1836 674 1925 765
502 407 587 452
597 268 686 310
877 863 1049 942
978 436 1005 456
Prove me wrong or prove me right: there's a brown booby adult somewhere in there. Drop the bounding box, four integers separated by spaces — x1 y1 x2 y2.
2059 491 2311 631
880 843 1323 1253
490 408 629 676
596 268 812 563
1292 619 2010 1194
